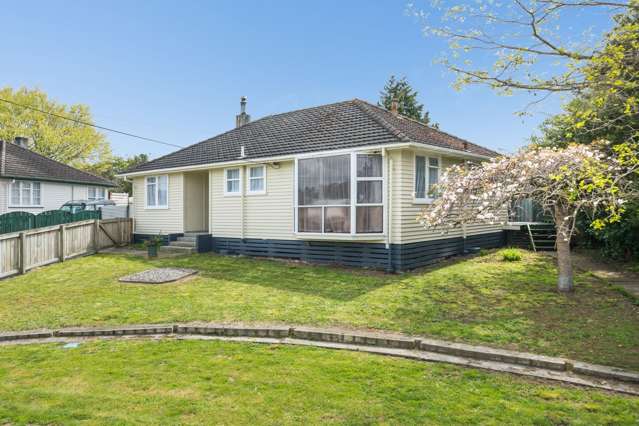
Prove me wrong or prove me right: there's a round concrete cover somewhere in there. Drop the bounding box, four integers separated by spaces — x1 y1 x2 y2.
119 268 198 284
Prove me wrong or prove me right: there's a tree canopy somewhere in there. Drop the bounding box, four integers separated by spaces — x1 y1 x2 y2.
419 142 639 291
379 75 437 126
0 87 112 169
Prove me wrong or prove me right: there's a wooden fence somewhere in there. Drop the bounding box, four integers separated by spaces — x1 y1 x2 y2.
0 218 133 279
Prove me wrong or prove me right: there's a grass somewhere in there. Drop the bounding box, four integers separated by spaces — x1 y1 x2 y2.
499 247 523 262
0 339 637 425
0 250 637 370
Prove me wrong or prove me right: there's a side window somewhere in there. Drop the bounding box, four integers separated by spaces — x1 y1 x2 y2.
248 165 266 194
224 168 241 195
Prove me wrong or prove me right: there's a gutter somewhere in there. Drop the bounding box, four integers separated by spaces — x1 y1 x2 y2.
0 140 5 176
117 142 493 179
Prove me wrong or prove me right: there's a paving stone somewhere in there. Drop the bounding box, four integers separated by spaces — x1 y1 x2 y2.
0 330 53 341
419 338 567 371
572 361 639 383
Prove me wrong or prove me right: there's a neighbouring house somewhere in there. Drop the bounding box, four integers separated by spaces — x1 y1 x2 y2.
121 98 506 271
0 137 114 214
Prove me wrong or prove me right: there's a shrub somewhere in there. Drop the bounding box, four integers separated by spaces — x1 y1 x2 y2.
500 248 522 262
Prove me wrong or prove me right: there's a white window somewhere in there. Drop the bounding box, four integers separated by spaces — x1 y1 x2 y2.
296 152 384 235
415 155 440 202
355 154 383 233
248 165 266 194
9 180 41 206
88 186 106 201
145 175 168 208
224 168 241 195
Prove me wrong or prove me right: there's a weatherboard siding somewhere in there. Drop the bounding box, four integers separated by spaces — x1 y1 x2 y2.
132 173 184 234
210 162 294 239
390 148 504 245
0 179 100 214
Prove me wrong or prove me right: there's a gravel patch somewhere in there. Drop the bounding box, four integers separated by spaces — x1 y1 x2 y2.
119 268 198 284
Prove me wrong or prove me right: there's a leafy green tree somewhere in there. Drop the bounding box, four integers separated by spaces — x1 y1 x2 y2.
379 76 437 126
0 87 111 168
86 154 149 194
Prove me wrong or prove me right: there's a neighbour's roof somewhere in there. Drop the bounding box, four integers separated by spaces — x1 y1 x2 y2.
0 141 114 187
125 98 499 174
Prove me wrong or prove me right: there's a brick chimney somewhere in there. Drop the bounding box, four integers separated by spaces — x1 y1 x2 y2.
235 96 251 128
13 136 31 149
390 97 399 115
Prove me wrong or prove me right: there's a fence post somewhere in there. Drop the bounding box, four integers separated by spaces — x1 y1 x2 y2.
93 219 100 253
19 232 26 274
59 224 66 262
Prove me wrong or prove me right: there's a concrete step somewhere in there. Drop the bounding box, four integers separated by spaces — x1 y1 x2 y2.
177 236 197 243
169 241 197 248
184 232 208 237
160 245 196 254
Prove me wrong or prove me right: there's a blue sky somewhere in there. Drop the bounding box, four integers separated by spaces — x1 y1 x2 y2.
1 1 611 159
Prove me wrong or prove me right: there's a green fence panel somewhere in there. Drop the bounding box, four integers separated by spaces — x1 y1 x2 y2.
34 210 73 228
0 211 36 234
72 210 101 222
0 209 101 235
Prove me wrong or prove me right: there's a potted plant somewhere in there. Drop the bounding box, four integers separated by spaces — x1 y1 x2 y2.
144 234 163 258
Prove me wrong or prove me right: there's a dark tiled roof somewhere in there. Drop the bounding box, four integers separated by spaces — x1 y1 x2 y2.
0 141 114 186
126 99 499 174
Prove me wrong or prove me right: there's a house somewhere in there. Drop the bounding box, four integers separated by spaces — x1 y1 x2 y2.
0 137 114 214
121 98 505 271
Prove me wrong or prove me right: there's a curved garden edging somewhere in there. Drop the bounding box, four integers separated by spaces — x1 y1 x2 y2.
1 323 638 395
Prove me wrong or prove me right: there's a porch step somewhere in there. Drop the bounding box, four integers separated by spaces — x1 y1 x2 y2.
184 232 208 237
169 241 197 248
160 245 196 254
176 236 197 243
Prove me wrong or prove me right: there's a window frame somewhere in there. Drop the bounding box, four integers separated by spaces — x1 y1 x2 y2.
8 180 42 208
88 186 106 201
223 167 242 196
294 151 386 237
247 165 267 195
144 175 169 209
414 153 441 204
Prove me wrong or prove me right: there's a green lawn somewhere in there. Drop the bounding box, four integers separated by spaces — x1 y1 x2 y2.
0 339 636 425
0 250 637 369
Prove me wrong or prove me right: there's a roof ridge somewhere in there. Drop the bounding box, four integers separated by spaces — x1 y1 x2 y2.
7 142 114 186
351 99 411 143
126 99 358 173
355 99 500 156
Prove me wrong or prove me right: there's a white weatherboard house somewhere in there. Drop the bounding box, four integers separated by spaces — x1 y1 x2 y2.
0 137 113 214
121 98 504 271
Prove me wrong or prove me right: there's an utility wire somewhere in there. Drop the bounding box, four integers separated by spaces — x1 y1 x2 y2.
0 97 183 149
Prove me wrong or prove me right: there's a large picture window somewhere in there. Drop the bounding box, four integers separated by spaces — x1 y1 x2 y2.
297 153 383 235
9 180 41 206
415 155 440 201
146 175 168 208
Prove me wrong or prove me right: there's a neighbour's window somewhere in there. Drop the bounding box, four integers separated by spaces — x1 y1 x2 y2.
298 154 351 233
356 154 383 233
248 165 266 194
88 186 106 201
146 175 168 208
9 180 41 206
415 155 440 201
224 168 241 195
297 152 384 234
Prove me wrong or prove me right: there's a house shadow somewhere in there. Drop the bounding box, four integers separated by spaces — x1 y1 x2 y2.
162 252 530 302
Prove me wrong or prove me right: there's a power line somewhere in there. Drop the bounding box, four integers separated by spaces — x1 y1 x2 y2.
0 97 183 149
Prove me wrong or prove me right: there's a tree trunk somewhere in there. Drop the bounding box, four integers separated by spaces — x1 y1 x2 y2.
555 235 573 292
554 206 574 292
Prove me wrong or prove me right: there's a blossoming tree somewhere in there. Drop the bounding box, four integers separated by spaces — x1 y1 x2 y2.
419 143 639 292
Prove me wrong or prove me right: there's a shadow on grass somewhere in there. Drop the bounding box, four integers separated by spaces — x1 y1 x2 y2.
148 253 401 301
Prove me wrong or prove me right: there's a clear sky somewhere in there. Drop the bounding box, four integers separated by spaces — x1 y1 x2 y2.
1 1 611 159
